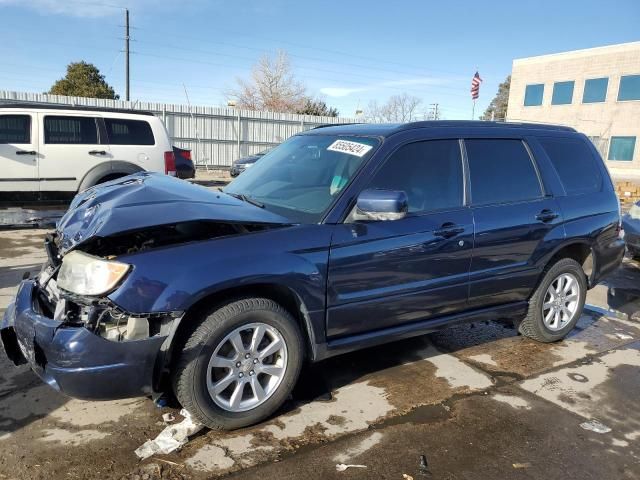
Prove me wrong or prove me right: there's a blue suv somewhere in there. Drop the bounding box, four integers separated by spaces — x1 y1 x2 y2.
1 121 625 430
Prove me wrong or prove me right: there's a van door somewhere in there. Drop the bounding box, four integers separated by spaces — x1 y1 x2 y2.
327 139 473 338
38 113 109 198
464 138 564 309
0 113 38 199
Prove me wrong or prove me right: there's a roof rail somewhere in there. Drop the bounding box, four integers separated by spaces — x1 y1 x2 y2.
0 101 155 116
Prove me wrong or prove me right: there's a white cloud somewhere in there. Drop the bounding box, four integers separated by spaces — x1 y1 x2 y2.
320 87 366 97
320 76 455 98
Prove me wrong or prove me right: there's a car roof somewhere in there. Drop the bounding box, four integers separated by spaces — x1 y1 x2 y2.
0 102 155 116
303 120 576 137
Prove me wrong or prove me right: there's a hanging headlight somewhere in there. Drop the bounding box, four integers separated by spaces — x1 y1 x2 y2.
57 251 131 296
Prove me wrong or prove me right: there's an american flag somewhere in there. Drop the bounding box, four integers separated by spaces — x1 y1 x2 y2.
471 71 482 100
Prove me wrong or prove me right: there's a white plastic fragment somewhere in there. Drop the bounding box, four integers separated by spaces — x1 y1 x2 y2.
580 420 612 434
336 464 367 472
615 333 633 340
135 409 204 459
162 413 176 423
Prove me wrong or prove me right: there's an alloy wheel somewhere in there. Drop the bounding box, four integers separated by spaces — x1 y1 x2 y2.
206 322 288 412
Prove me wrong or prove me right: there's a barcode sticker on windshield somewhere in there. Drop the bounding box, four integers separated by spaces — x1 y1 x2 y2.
327 140 373 157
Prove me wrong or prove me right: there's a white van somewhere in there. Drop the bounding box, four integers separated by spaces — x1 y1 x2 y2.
0 103 175 201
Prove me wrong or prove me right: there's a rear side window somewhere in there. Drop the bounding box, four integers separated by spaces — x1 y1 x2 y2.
538 137 602 195
0 115 30 143
367 139 464 213
44 116 98 144
466 139 542 205
104 119 155 145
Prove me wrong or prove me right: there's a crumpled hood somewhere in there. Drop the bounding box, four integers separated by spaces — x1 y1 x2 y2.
56 172 290 254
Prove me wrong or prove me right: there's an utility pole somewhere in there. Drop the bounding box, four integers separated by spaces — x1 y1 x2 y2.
428 103 440 120
124 9 130 101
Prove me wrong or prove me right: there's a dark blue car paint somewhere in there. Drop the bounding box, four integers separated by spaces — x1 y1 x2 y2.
1 121 626 401
5 281 166 399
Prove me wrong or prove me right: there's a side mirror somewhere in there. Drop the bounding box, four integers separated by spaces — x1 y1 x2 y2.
354 189 408 221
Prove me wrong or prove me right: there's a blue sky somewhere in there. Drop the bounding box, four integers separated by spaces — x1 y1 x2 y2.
0 0 638 119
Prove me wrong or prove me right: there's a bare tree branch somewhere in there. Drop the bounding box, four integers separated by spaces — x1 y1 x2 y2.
365 93 422 123
226 50 307 113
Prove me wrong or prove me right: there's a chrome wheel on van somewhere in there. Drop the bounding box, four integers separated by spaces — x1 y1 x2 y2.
206 322 288 412
542 273 580 331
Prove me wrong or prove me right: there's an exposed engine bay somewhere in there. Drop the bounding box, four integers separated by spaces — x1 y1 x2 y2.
37 219 278 343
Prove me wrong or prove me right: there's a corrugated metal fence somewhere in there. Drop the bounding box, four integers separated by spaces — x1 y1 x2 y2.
0 91 358 168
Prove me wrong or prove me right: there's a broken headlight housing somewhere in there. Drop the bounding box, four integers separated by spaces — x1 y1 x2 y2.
57 251 131 296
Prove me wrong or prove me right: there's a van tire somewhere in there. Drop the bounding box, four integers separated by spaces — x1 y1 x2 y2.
519 258 587 343
173 298 303 430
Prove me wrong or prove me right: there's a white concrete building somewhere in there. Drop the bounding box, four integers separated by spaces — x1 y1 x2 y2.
507 42 640 178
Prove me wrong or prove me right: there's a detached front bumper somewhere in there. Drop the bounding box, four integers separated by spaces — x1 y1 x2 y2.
1 280 167 400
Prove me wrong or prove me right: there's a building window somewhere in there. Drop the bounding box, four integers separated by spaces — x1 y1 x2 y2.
608 136 636 161
582 77 608 103
524 84 544 106
618 74 640 101
551 81 574 105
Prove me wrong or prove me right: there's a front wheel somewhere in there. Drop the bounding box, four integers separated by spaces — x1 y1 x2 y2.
173 298 303 430
519 258 587 343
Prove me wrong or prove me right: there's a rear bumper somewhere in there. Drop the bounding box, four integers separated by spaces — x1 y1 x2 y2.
1 280 166 400
625 231 640 251
592 237 626 286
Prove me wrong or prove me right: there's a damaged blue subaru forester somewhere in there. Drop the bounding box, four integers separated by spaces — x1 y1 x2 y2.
1 121 625 430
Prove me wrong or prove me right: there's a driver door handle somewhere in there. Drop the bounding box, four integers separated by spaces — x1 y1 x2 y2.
88 150 107 156
535 209 559 223
16 150 37 155
434 223 465 238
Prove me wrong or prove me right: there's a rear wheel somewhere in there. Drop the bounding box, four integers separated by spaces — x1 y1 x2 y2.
173 298 303 430
519 258 587 343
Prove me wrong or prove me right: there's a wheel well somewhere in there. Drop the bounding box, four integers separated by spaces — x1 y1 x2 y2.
547 243 593 281
170 284 314 364
95 173 126 186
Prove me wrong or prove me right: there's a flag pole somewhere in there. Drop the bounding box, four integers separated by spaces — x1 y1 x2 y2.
472 100 476 120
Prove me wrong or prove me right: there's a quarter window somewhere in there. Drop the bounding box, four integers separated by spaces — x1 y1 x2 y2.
466 139 542 205
44 116 98 144
608 136 636 161
104 118 155 145
366 140 464 213
538 137 602 195
618 75 640 101
0 115 30 143
582 77 608 103
551 81 574 105
524 84 544 106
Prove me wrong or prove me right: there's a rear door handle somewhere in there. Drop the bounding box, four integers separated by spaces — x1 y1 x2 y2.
434 223 465 238
16 150 37 155
88 150 107 156
536 209 559 222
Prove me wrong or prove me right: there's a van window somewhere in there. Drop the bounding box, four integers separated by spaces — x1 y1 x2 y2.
366 140 464 213
538 137 602 195
466 139 542 205
0 115 30 143
105 119 155 145
44 116 98 144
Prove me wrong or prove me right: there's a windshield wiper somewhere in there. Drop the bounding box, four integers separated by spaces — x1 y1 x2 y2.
227 192 265 208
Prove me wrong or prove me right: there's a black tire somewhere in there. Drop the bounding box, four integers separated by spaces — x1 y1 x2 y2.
628 246 640 260
173 298 303 430
519 258 587 343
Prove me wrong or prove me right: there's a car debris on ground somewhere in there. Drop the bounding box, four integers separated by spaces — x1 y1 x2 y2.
135 409 204 460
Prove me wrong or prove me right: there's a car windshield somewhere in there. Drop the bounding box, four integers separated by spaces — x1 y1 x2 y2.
224 134 380 223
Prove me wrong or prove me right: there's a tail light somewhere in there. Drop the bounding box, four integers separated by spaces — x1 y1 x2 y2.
164 151 176 176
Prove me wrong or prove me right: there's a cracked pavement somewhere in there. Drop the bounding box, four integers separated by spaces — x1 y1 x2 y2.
0 228 639 479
